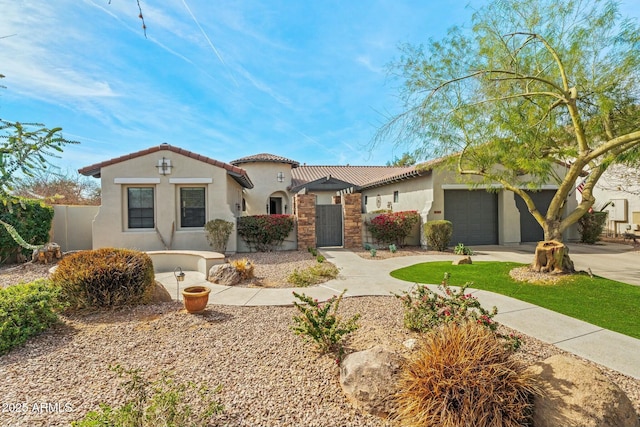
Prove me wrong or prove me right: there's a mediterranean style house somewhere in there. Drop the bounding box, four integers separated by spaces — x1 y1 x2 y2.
78 143 581 253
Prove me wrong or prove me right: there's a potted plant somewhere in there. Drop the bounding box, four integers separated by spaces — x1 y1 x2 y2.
181 286 211 313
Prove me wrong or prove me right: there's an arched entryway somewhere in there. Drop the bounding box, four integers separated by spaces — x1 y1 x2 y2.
267 191 290 214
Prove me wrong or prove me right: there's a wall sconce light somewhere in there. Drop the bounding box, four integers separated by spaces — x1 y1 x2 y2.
174 266 185 300
156 157 173 175
284 204 288 213
266 203 269 213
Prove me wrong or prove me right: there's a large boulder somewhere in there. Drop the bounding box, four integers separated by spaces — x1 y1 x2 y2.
452 256 472 265
150 281 173 303
528 355 639 427
208 263 242 286
339 345 404 418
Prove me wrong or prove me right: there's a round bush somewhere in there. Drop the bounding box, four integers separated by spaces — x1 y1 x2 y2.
424 220 452 251
51 248 155 310
395 321 539 427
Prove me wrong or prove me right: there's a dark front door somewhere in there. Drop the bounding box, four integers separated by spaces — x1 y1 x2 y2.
316 204 343 247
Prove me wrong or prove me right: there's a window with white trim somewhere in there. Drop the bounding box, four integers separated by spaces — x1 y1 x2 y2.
180 187 206 228
127 187 155 229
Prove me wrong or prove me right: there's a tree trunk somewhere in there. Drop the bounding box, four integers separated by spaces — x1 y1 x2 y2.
532 240 575 274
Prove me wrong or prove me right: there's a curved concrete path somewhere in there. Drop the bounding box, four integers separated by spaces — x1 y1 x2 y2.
156 242 640 379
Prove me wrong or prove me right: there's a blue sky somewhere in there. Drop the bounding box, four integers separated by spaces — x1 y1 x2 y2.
1 1 639 174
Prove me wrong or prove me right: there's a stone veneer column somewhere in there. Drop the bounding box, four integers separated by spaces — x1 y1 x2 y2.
342 193 362 249
295 194 316 250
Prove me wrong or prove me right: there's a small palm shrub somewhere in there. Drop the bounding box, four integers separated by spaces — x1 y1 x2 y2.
230 258 254 280
287 263 339 287
291 290 360 355
0 280 62 355
424 220 452 251
454 242 474 255
51 248 155 310
394 321 539 427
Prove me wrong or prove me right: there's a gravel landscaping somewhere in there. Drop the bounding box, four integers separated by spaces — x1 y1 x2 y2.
1 251 638 426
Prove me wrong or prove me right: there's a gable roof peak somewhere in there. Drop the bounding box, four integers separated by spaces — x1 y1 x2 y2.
78 143 254 188
231 153 300 168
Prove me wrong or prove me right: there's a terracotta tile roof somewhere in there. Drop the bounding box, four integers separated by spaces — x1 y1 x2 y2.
291 165 428 191
230 153 300 168
78 143 254 188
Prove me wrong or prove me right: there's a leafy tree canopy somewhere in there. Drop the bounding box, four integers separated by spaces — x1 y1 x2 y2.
378 0 640 241
0 120 78 200
386 152 418 167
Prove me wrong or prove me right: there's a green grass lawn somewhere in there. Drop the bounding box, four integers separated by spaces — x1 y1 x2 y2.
390 261 640 339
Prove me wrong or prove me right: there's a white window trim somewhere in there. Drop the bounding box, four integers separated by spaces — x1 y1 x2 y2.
115 178 161 184
169 178 213 184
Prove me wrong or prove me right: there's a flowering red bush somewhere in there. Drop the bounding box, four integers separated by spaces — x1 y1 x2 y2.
366 210 420 246
237 214 295 251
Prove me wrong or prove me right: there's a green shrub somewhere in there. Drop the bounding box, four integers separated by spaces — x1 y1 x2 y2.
454 242 474 255
72 364 223 427
396 274 498 333
237 214 295 251
578 211 608 244
51 248 155 310
424 220 452 251
389 244 397 253
395 321 538 427
204 219 234 253
287 263 339 287
0 198 54 263
0 280 62 355
291 290 360 356
366 210 420 247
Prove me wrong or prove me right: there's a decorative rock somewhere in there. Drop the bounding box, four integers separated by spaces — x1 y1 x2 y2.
208 263 242 286
150 281 172 303
339 345 404 418
32 242 62 264
528 355 639 427
403 338 417 350
452 256 472 265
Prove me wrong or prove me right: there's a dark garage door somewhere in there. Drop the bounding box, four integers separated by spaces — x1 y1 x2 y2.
444 190 498 246
515 190 556 242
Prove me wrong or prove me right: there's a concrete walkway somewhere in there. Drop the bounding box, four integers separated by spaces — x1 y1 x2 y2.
156 242 640 379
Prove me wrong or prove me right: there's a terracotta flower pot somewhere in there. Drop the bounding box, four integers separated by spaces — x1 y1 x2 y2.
181 286 211 313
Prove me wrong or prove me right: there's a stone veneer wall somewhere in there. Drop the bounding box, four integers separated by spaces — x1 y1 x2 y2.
342 193 362 249
295 194 316 250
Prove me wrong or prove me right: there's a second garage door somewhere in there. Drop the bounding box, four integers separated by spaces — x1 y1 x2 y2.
444 190 498 246
515 190 556 242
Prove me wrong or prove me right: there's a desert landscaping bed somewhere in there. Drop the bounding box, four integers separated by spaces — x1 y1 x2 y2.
1 252 638 426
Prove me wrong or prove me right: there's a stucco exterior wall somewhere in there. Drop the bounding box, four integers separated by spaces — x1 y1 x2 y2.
92 151 240 252
592 166 640 236
238 162 293 215
51 205 99 252
359 164 580 246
